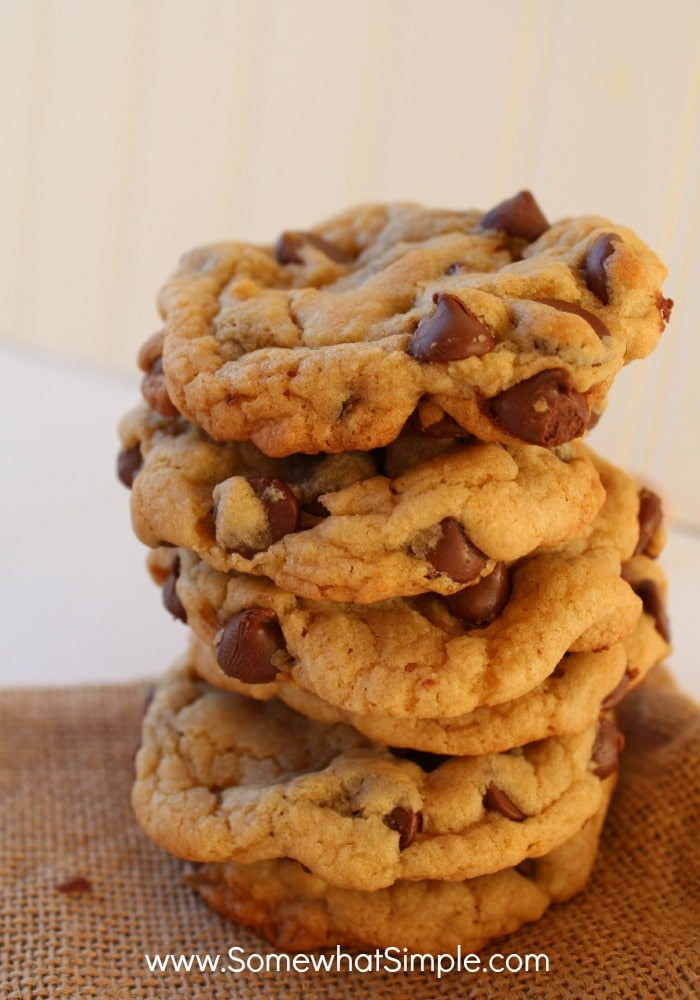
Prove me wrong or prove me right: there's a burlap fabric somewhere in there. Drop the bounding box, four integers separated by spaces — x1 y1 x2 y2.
1 667 697 999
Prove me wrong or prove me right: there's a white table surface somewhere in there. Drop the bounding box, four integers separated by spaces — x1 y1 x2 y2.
1 342 697 702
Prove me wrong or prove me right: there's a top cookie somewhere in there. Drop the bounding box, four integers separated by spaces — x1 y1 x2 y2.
148 192 671 456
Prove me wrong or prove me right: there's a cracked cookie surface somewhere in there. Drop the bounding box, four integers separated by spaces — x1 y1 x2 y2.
186 777 613 954
132 657 617 890
149 194 670 456
120 403 606 602
184 585 667 754
146 449 665 723
153 543 642 720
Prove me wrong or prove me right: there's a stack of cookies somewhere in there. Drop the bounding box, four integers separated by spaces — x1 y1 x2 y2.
118 192 672 954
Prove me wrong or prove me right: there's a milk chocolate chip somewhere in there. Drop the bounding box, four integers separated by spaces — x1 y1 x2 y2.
483 783 527 821
657 294 674 329
425 518 488 583
301 497 330 518
116 446 143 488
592 719 625 778
389 747 448 772
583 234 620 304
162 557 187 623
515 858 536 878
445 562 510 626
634 488 663 556
275 231 352 265
633 579 671 643
384 806 423 850
535 298 609 340
407 293 496 362
141 359 179 417
137 331 166 373
480 190 550 242
138 332 179 417
601 672 631 712
487 368 589 446
247 478 300 546
216 608 284 684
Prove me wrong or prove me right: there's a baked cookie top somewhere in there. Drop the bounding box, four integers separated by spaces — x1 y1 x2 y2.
145 445 664 722
132 657 618 890
145 192 671 456
185 778 614 954
119 403 605 602
184 584 667 755
157 545 641 720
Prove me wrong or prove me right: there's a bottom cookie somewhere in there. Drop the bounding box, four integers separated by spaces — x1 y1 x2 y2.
185 777 614 955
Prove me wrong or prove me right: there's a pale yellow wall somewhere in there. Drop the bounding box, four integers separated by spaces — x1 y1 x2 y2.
2 0 700 522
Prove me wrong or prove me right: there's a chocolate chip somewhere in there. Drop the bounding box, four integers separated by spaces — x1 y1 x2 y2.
487 368 589 446
116 445 143 488
480 191 550 242
253 476 299 541
483 783 527 822
583 234 620 304
275 231 352 265
137 331 165 373
407 293 496 362
592 719 625 778
425 518 488 583
515 857 536 878
634 488 663 556
550 659 567 680
162 557 187 623
301 497 330 518
600 672 631 712
55 876 92 893
137 332 179 416
389 747 449 772
535 298 609 340
227 478 300 557
445 561 511 626
384 806 423 850
216 608 284 684
657 294 674 328
141 358 179 418
633 579 671 643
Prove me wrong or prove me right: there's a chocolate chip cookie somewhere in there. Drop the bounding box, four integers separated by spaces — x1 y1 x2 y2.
132 657 620 890
154 544 642 720
149 193 670 456
185 581 667 754
185 775 614 954
120 403 606 602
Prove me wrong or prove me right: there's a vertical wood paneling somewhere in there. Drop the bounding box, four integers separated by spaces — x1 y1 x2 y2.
223 0 390 233
370 0 532 206
107 0 257 365
494 0 561 197
1 0 699 523
0 0 46 340
10 1 149 364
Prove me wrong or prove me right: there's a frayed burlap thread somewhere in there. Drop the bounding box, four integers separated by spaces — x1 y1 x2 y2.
1 667 697 999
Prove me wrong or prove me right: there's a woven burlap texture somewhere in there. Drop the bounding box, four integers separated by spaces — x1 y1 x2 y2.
1 666 697 1000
